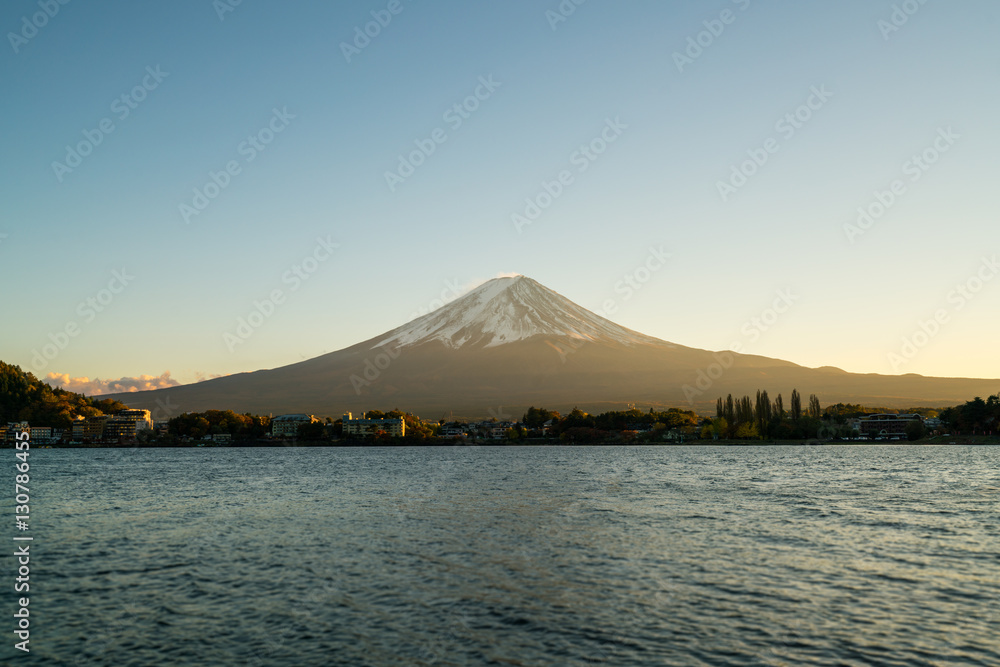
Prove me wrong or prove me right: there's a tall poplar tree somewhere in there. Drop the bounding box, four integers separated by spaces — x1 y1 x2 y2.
790 389 802 421
809 394 822 419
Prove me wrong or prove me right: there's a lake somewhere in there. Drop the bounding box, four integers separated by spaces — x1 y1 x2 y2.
3 445 998 665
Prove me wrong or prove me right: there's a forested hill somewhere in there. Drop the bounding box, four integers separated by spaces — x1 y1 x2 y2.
0 361 128 428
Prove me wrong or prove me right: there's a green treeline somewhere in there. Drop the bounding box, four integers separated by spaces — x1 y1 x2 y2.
2 360 997 442
520 406 700 443
939 394 1000 434
165 408 437 442
709 388 999 439
167 410 273 439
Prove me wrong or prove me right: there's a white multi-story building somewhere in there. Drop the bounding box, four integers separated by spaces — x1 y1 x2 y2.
104 409 154 441
342 413 405 437
271 414 319 437
119 409 153 430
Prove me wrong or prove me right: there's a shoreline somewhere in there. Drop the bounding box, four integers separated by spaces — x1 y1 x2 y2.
15 436 998 449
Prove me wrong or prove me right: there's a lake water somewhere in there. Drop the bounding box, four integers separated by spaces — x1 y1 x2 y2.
3 445 999 666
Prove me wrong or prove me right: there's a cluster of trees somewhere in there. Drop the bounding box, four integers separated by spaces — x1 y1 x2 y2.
162 408 454 443
0 362 127 428
167 410 273 439
940 394 1000 435
150 408 444 443
701 389 848 440
522 406 561 429
165 409 439 441
709 389 828 440
822 403 938 419
707 389 1000 441
522 406 700 443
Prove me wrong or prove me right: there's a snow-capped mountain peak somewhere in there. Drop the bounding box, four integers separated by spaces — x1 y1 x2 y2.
375 275 664 349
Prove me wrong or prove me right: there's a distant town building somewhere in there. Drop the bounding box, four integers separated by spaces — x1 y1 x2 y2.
103 419 134 441
73 415 110 442
271 414 319 437
2 422 29 444
490 422 517 439
626 422 653 433
118 409 153 431
29 426 53 444
439 423 467 438
104 409 153 442
859 414 922 438
71 417 86 441
67 410 153 442
665 428 686 442
342 413 405 437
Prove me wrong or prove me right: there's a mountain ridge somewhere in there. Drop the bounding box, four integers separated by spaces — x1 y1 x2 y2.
102 275 999 418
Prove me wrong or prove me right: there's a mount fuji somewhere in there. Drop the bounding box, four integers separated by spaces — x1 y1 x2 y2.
108 275 998 419
376 275 665 350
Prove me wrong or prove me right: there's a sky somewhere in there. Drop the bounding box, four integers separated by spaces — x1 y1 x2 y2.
2 0 999 394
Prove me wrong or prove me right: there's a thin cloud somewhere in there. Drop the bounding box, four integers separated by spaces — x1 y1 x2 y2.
460 272 525 293
44 371 181 395
193 371 226 383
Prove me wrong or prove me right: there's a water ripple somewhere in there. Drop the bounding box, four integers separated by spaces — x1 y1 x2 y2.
2 445 998 666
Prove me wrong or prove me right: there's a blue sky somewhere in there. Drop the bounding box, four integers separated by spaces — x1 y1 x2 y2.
2 0 999 393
